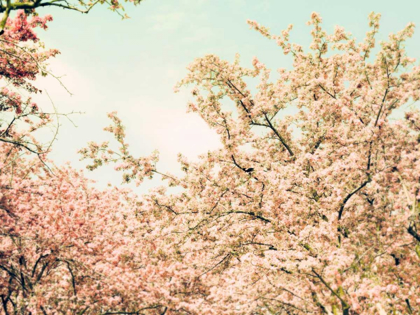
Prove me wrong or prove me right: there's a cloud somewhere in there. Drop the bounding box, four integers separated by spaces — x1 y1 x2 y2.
123 91 221 163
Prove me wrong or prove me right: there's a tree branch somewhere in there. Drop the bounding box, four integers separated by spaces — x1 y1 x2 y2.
338 179 370 220
407 224 420 242
263 113 294 156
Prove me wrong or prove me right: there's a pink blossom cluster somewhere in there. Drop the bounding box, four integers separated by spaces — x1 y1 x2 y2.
0 11 58 157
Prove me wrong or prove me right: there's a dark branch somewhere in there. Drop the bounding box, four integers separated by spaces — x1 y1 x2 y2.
338 179 370 220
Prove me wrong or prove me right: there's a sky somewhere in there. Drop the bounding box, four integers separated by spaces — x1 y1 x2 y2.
30 0 420 193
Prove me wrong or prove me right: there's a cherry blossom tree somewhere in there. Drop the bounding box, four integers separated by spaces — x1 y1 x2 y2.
2 6 420 315
81 12 420 314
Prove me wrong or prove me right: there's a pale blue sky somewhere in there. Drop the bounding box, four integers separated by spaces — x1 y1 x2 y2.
32 0 420 192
